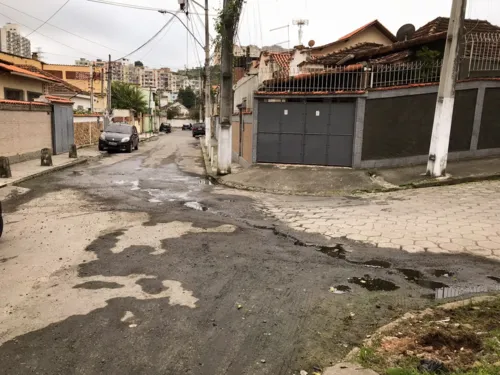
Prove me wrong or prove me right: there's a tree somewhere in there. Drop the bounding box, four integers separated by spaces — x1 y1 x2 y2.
166 107 180 120
177 87 197 109
134 61 144 67
111 82 148 114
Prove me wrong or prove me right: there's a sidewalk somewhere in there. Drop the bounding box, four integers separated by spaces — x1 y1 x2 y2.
217 157 500 196
1 135 158 188
0 148 101 188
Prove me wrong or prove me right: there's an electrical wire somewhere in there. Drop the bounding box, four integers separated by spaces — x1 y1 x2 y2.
137 14 177 61
189 16 203 67
26 0 71 37
0 10 101 58
115 12 178 62
87 0 214 44
0 1 123 53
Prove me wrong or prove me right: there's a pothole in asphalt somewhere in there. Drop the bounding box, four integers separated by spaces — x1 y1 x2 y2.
348 275 399 292
330 285 352 294
488 276 500 283
361 260 391 269
432 270 455 278
397 268 449 290
184 201 208 211
318 245 347 259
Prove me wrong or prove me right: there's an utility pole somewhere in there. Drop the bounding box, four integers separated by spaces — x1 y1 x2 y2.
90 63 94 113
426 0 467 176
199 73 203 122
204 0 212 148
218 0 243 175
106 54 112 127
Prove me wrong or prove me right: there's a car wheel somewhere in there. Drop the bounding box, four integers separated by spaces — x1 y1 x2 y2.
98 144 104 151
134 141 138 151
0 215 3 238
126 143 132 153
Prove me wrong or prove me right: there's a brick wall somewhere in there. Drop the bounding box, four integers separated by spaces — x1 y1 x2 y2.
232 120 240 154
0 103 52 162
242 121 253 163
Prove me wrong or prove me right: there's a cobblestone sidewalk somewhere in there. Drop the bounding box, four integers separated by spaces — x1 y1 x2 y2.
257 180 500 261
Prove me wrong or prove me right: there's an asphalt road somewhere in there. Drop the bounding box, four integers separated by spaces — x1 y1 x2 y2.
0 131 499 375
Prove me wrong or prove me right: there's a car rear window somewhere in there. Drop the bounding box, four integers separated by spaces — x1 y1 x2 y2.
195 124 205 128
106 125 132 134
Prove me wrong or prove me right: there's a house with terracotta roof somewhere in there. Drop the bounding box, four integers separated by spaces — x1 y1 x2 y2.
308 20 397 57
0 62 58 102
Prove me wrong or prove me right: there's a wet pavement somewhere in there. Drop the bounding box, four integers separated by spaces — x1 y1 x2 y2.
0 131 499 375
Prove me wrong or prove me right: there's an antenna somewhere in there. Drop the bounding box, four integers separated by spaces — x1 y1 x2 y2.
292 19 309 45
270 24 290 50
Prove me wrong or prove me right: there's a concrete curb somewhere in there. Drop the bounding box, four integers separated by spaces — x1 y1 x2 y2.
215 170 500 197
2 158 89 187
199 138 216 179
1 135 160 188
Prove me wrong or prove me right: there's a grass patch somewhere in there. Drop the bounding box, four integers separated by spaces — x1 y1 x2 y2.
355 297 500 375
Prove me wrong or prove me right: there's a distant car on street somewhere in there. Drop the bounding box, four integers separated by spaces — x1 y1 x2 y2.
192 123 206 137
159 123 172 133
182 124 192 131
0 201 3 238
99 123 139 153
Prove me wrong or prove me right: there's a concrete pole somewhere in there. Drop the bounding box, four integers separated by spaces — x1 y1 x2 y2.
204 0 212 148
90 64 94 113
217 0 235 175
426 0 467 176
105 54 112 128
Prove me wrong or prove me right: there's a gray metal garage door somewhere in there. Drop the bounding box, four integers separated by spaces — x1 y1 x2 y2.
52 104 74 154
256 100 355 167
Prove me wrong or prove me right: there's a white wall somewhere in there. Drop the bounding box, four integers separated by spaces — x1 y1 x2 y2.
233 74 259 112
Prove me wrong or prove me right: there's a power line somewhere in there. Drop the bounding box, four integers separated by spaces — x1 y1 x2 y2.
0 10 101 58
0 1 123 53
138 14 176 61
26 0 71 37
88 0 205 49
116 12 178 61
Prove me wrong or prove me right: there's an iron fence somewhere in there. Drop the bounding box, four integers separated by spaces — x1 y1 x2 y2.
464 32 500 72
257 61 443 93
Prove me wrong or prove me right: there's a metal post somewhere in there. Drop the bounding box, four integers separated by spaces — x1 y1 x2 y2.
426 0 467 176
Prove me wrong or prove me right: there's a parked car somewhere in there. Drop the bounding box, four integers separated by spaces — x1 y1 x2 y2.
99 124 139 153
159 123 172 133
0 201 3 239
192 123 206 137
182 124 192 131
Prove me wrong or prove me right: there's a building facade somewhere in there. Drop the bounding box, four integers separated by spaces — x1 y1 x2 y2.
0 23 31 58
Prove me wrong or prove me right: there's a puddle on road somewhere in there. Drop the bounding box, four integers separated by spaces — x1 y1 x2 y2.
348 275 399 292
397 268 449 290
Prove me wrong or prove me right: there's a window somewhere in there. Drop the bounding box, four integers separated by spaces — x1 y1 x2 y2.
45 70 63 78
4 88 24 101
27 91 42 102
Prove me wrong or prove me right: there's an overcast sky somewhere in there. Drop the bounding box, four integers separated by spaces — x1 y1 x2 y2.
0 0 498 70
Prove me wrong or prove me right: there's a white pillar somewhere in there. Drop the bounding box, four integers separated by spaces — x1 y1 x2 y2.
217 124 232 175
426 0 467 176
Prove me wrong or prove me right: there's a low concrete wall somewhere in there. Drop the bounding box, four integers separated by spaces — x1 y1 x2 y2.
0 102 52 163
74 115 103 147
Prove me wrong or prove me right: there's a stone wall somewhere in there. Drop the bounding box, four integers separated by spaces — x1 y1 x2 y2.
73 116 103 147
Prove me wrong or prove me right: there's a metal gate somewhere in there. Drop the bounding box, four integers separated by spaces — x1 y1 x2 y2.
52 104 74 154
256 100 355 167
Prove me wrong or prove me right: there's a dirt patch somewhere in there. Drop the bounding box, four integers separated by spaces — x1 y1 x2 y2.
356 296 500 374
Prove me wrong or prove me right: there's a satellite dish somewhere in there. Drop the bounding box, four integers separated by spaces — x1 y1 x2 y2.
308 40 316 47
396 24 416 42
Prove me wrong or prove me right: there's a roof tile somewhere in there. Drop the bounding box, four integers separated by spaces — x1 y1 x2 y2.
0 63 58 82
